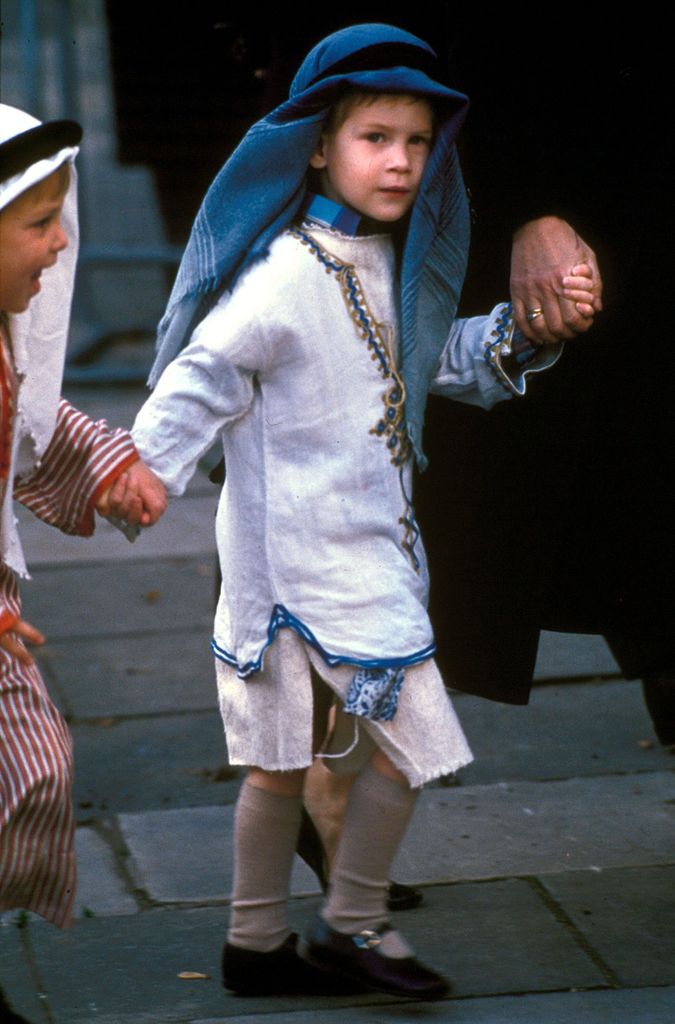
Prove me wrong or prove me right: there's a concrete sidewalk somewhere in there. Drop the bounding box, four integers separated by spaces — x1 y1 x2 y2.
1 383 674 1024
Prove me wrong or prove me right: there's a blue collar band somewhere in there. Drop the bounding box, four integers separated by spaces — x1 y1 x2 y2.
302 192 361 236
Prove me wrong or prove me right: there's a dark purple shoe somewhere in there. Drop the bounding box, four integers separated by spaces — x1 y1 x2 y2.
300 919 450 1001
222 932 364 996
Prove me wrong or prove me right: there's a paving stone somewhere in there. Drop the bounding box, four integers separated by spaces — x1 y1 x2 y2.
117 773 674 906
71 712 240 819
16 493 218 565
26 908 230 1024
21 558 215 640
74 827 139 918
119 805 319 904
453 680 674 786
193 986 675 1024
542 865 675 987
534 631 620 680
401 879 606 997
38 632 217 718
0 923 46 1024
392 773 675 885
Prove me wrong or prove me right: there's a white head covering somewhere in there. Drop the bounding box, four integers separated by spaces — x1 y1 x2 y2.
0 103 80 575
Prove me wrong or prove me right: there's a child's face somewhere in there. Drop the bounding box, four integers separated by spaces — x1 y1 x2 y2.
0 171 68 313
310 95 434 225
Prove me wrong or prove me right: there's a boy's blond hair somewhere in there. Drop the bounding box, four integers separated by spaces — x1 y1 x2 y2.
322 88 436 137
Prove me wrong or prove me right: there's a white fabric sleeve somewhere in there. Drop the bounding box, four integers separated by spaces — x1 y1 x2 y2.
132 298 270 496
430 303 562 409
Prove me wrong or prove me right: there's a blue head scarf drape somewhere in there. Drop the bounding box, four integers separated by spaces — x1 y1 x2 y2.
150 23 470 468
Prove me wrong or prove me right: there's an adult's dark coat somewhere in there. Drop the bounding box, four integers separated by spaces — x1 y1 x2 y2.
419 14 674 703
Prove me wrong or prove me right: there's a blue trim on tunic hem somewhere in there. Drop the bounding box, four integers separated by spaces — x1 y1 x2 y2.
211 603 435 679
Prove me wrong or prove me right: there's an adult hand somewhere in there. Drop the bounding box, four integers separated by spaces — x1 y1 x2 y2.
0 617 45 666
510 216 603 344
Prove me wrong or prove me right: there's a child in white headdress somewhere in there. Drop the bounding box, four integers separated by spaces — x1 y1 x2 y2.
0 102 166 954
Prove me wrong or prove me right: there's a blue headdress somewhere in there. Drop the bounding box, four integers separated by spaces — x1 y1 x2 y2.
150 23 470 468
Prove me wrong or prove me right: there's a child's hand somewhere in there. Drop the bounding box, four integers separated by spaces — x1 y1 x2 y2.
96 460 167 527
511 217 602 342
561 263 598 319
0 617 46 666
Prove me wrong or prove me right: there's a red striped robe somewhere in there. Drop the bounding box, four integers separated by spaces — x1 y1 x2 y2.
1 396 138 928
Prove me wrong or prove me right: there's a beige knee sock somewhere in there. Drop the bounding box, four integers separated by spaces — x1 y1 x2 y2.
322 762 418 937
228 781 302 951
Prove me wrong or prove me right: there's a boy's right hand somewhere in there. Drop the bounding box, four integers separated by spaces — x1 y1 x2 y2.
96 460 167 527
0 617 46 666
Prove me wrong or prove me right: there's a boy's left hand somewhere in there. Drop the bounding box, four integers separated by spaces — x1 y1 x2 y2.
96 460 167 527
561 263 596 317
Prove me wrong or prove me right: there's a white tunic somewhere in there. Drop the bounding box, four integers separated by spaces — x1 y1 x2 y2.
133 226 543 677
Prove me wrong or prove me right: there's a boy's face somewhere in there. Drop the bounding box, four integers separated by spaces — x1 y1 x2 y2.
310 95 434 225
0 172 68 314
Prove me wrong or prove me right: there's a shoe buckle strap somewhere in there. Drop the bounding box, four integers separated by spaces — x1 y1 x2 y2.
352 923 393 950
353 929 382 950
